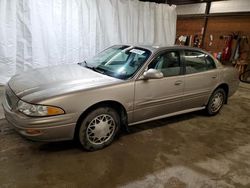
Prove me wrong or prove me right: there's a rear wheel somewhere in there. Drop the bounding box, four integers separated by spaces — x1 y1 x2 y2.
206 88 226 116
78 107 120 151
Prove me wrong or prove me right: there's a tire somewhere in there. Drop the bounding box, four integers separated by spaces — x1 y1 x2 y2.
206 88 226 116
77 107 120 151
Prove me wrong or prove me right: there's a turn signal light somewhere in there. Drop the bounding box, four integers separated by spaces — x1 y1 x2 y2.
25 129 42 135
47 106 65 116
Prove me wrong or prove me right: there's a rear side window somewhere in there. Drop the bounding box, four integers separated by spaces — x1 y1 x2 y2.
184 51 216 74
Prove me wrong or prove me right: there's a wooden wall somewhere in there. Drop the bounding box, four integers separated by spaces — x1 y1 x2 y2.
177 18 204 36
205 16 250 53
176 16 250 55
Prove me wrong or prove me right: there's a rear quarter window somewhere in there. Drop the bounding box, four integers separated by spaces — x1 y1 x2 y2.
205 55 216 70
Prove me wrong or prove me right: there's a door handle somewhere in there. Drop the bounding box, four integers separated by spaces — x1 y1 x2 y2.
175 80 182 85
212 75 217 79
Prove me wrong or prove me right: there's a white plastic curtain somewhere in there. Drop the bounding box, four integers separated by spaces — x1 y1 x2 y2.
0 0 177 84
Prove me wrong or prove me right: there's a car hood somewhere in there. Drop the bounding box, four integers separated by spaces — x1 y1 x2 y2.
8 64 121 102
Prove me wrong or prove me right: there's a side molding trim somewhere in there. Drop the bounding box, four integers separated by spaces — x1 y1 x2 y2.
128 106 206 126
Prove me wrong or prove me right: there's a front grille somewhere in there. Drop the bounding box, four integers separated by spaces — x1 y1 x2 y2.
5 86 19 109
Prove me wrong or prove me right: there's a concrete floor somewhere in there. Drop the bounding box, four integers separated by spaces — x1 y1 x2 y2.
0 84 250 188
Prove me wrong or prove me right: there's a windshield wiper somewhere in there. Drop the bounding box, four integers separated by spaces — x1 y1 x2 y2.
92 66 106 74
78 61 108 75
78 61 105 74
78 60 90 68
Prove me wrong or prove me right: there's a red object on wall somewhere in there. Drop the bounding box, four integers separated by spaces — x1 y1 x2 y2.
221 35 233 61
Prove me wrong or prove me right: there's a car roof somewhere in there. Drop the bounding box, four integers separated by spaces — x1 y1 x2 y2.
133 45 208 54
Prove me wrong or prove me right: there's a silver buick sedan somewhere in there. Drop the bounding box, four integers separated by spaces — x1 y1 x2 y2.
3 45 239 150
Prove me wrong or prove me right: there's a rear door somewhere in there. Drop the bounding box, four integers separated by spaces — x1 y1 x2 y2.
182 50 219 109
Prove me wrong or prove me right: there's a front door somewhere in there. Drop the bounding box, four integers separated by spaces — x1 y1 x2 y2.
133 50 184 123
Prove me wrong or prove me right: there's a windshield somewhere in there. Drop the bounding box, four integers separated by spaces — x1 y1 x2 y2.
83 45 151 80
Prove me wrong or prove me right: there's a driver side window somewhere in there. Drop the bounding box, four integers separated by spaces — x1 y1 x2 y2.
148 51 181 77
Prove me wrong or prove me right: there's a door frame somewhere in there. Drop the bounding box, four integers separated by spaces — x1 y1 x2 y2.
135 49 185 80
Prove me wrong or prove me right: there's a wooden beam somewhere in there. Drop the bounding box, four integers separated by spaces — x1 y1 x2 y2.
208 12 250 17
201 1 211 47
167 0 224 5
178 14 205 19
178 12 250 19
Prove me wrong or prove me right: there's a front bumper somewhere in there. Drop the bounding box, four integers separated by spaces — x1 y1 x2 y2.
2 90 78 142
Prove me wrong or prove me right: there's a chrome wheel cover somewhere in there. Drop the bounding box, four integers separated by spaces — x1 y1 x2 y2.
210 92 224 113
86 114 116 145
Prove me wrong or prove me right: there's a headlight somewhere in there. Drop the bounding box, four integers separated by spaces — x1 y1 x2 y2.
17 100 65 117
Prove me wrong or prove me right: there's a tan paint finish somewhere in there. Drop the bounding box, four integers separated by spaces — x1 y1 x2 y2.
2 45 239 142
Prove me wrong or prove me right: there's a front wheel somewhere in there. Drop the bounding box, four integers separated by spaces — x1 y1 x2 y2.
77 107 120 151
206 88 226 116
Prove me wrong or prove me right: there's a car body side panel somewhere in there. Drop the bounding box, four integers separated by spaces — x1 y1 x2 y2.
202 66 239 105
219 66 239 97
38 81 135 124
183 69 220 109
133 76 184 123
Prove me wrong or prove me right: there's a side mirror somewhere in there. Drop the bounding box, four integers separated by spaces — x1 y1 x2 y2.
240 70 250 83
143 69 163 79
